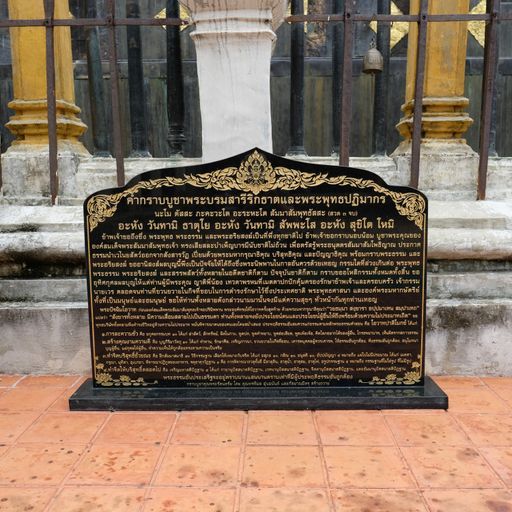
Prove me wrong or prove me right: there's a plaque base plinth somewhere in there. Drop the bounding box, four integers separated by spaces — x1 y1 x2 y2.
69 377 448 411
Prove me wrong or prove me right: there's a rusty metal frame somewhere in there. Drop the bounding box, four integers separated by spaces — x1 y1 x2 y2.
409 0 428 190
338 0 353 167
287 6 502 199
478 0 501 200
43 0 58 204
0 5 505 202
0 10 185 202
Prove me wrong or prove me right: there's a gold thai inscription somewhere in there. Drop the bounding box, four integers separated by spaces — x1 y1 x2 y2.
87 151 426 387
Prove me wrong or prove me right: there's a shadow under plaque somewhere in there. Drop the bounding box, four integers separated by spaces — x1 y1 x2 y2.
70 148 448 411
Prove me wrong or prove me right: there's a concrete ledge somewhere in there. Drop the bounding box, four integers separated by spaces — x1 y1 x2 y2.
1 299 511 375
2 273 512 302
428 228 512 260
69 155 512 202
0 279 87 302
0 232 84 265
426 299 512 375
427 272 512 299
0 302 90 374
0 198 511 375
0 227 509 265
1 202 511 268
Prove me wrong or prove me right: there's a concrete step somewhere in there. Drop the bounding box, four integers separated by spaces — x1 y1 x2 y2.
0 203 511 272
0 279 87 302
1 299 511 375
1 272 512 302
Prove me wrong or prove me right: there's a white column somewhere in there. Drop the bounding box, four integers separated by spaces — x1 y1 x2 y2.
182 0 287 162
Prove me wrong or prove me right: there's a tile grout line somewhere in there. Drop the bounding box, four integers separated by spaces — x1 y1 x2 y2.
140 411 181 511
382 411 451 511
447 389 512 489
420 490 435 512
2 410 43 447
381 412 425 495
14 375 84 389
311 410 337 512
41 407 113 512
0 375 24 388
480 379 512 412
13 375 27 387
0 385 70 415
443 409 476 445
456 431 511 490
233 410 249 512
0 381 87 481
393 398 509 496
443 378 512 416
447 411 485 447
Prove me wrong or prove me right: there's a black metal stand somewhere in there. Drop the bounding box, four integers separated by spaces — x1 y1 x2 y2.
69 377 448 411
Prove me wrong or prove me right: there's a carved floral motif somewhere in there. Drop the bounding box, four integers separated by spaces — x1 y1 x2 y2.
359 357 422 386
94 359 157 387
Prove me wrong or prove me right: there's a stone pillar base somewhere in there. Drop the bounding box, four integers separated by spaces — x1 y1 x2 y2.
1 142 89 205
392 140 478 200
396 97 473 141
6 99 87 145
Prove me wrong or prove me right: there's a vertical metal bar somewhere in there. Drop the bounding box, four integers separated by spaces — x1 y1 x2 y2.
44 0 58 205
166 0 185 157
107 0 125 186
332 0 344 155
409 0 428 189
339 0 353 167
488 54 499 158
478 0 500 199
126 0 150 157
372 0 391 156
86 0 110 156
288 0 306 155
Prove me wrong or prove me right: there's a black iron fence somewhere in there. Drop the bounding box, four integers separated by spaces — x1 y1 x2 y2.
0 0 507 203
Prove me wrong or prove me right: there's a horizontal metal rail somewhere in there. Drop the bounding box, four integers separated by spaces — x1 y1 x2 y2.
2 11 512 28
0 17 185 28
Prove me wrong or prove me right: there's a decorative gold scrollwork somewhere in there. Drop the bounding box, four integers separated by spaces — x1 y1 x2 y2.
94 358 157 387
358 356 422 386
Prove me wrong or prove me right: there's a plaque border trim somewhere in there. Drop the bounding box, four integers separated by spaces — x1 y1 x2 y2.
87 150 426 232
85 149 428 388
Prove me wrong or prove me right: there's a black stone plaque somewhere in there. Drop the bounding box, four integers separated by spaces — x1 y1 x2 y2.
70 148 447 410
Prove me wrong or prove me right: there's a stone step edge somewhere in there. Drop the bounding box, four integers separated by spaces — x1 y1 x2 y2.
2 272 512 301
1 202 512 231
1 228 511 263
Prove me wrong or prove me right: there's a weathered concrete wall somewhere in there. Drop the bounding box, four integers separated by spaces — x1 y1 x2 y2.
426 300 512 375
1 179 511 376
2 298 512 375
0 303 90 374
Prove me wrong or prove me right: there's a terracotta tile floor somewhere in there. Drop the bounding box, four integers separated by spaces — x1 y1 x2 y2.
0 375 512 511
